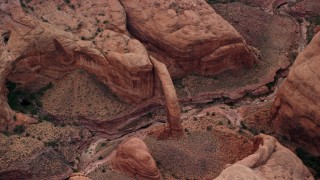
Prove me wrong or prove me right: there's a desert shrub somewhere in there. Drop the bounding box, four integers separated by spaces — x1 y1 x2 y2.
45 140 58 147
6 81 53 115
13 125 25 134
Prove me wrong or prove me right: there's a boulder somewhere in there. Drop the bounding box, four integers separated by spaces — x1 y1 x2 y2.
271 32 320 156
69 173 92 180
120 0 256 76
111 138 161 180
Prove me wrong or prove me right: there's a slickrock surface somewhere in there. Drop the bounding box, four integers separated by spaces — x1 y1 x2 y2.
271 32 320 156
0 0 153 130
173 1 300 101
69 173 92 180
120 0 256 76
215 134 313 180
111 138 161 180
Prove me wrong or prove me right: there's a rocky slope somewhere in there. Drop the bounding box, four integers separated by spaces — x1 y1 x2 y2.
271 32 320 156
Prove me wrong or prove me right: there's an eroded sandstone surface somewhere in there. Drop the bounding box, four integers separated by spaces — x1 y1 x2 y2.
0 0 154 131
215 134 313 180
120 0 256 76
0 0 318 179
111 138 161 180
271 32 320 156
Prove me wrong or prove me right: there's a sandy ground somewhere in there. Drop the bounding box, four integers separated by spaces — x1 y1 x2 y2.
41 70 132 120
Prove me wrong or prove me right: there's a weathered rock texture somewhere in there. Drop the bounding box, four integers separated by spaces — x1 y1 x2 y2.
285 0 320 17
120 0 256 76
111 138 161 180
150 57 183 139
0 0 154 129
69 173 92 180
215 134 313 180
271 32 320 156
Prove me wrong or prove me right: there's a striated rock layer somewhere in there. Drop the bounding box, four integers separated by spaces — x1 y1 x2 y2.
150 57 184 139
120 0 256 76
111 138 161 180
0 0 154 129
271 32 320 156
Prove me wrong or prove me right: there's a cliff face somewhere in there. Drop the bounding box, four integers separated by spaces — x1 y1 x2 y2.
0 0 258 130
0 0 155 129
271 32 320 156
120 0 256 77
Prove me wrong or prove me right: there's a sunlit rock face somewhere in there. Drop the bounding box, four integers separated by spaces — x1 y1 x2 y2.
271 32 320 156
215 134 314 180
120 0 256 77
0 0 155 130
111 138 161 180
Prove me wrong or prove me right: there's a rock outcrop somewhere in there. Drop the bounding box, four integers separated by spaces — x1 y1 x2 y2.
271 32 320 156
286 0 320 17
69 173 92 180
215 134 313 180
111 138 161 180
150 57 184 139
0 0 154 129
120 0 256 76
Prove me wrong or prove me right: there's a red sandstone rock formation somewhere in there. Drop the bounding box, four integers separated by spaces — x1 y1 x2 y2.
111 138 161 180
150 57 184 139
271 32 320 156
69 173 92 180
215 134 313 180
286 0 320 17
120 0 256 76
0 0 154 129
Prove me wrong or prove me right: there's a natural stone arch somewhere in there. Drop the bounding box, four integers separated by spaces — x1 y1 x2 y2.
150 56 184 139
0 3 154 130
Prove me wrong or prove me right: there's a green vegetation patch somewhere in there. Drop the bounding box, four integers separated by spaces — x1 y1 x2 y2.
6 81 53 115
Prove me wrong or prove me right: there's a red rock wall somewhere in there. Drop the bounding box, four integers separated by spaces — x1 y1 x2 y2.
271 32 320 156
0 1 154 129
120 0 256 76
